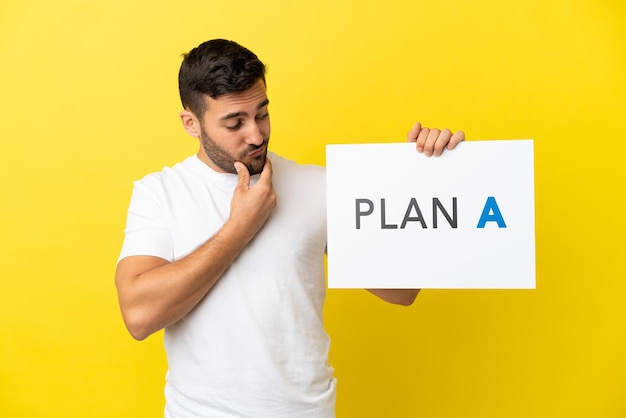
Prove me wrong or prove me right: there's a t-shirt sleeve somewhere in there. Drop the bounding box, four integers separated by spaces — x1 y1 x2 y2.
118 177 174 263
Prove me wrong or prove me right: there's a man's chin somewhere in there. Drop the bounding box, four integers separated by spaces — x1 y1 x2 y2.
246 154 266 175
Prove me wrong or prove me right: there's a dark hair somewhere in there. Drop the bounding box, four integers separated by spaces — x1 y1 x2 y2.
178 39 266 118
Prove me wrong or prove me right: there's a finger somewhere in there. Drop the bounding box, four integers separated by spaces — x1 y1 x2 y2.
234 161 250 190
446 130 466 150
432 128 452 156
258 157 273 184
423 128 441 157
407 122 421 143
255 158 277 209
416 127 430 153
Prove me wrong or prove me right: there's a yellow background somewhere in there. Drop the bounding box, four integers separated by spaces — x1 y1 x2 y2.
1 0 625 416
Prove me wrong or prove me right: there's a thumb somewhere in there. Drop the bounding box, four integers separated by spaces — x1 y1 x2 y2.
234 161 250 189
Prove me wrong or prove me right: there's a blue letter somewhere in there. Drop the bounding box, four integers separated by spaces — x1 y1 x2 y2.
477 196 506 228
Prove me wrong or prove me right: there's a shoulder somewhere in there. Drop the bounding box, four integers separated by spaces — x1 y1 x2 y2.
132 156 198 190
268 153 326 201
269 152 325 179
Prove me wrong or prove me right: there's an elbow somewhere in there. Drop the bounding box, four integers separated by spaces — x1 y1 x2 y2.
127 324 151 342
391 289 420 306
368 288 420 306
120 308 157 341
116 287 160 341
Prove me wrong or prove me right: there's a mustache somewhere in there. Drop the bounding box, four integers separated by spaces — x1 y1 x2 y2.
244 140 268 153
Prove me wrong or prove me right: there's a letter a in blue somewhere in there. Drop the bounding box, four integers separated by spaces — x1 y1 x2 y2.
477 196 507 228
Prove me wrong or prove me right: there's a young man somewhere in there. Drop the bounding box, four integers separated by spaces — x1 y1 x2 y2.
115 39 464 417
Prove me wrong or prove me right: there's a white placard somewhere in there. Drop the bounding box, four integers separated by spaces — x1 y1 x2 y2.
326 140 535 289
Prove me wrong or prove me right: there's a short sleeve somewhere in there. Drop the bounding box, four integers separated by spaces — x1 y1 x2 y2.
117 176 174 263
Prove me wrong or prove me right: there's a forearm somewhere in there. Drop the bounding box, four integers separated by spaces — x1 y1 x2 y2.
116 220 254 340
117 158 277 340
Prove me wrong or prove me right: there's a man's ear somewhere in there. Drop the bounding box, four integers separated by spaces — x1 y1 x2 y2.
180 109 201 138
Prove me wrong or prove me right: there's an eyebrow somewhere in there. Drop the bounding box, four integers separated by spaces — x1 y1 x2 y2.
220 98 270 121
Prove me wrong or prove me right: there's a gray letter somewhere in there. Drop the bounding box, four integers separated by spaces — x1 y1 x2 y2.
433 197 457 228
381 198 398 229
356 198 374 229
401 198 427 229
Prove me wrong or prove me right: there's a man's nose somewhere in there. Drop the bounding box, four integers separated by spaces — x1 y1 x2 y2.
245 122 264 145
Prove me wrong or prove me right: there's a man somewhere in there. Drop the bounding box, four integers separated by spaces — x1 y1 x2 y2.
115 39 464 417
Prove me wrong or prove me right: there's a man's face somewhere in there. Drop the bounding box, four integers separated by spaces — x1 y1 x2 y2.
196 80 270 175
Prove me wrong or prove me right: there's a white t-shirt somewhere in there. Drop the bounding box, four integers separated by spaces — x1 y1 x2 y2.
119 153 336 417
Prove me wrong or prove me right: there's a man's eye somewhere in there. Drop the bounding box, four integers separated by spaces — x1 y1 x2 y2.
226 121 243 131
256 112 269 120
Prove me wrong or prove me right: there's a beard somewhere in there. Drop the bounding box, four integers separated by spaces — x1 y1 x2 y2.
199 127 268 175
